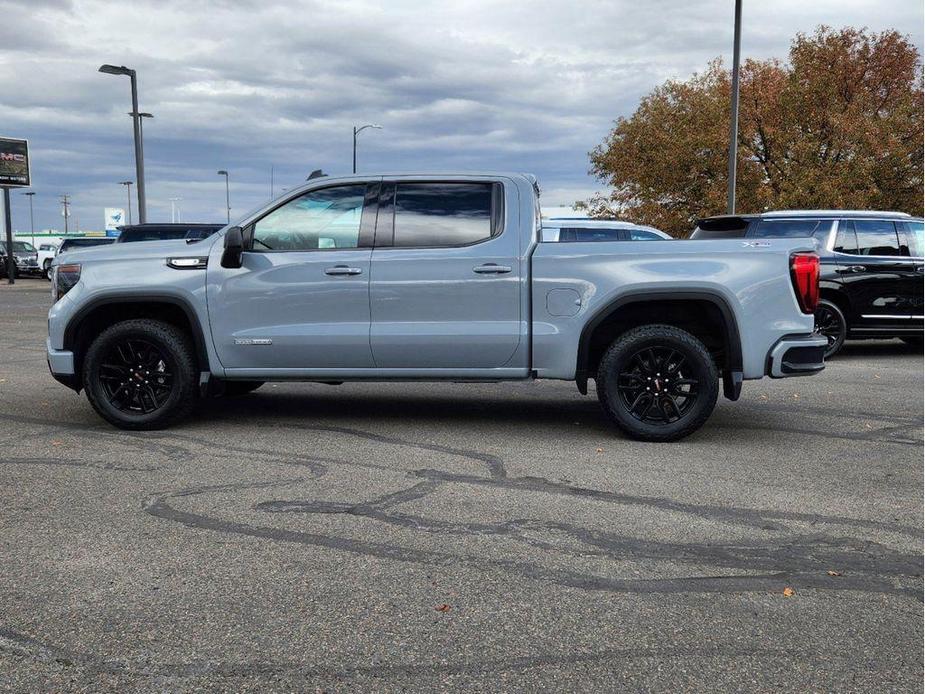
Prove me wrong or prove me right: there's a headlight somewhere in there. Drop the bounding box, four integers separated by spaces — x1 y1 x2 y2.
53 263 81 301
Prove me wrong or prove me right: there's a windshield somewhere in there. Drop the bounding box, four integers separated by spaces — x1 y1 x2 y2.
9 241 36 252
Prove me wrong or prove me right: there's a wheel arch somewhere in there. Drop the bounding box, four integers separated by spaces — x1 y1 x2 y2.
63 295 209 382
575 291 743 395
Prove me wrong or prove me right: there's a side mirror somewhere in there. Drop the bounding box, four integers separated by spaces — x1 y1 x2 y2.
221 226 244 268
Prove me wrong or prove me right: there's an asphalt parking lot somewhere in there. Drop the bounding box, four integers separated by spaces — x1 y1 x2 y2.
0 278 922 692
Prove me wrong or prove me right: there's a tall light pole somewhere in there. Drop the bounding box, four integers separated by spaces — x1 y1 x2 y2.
352 124 382 174
726 0 743 214
99 64 148 223
169 197 182 223
60 194 70 235
21 191 35 247
217 170 230 223
119 181 133 224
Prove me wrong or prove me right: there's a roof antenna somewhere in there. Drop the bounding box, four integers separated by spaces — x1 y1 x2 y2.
306 169 327 181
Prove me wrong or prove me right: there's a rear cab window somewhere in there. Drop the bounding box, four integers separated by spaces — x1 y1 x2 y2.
383 182 501 248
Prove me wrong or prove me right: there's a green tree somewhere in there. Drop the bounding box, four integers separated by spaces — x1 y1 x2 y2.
583 26 924 237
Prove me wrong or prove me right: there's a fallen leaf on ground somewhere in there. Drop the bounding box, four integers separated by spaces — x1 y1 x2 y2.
826 570 842 577
782 587 795 597
435 604 451 612
51 441 63 447
595 448 603 454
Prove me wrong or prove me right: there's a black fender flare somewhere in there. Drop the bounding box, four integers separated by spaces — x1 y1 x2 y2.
575 290 744 396
62 293 211 372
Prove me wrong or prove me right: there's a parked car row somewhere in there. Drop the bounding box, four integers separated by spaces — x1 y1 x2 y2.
11 224 225 280
0 240 40 278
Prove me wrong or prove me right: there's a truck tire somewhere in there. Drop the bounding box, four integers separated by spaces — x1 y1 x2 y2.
814 299 846 358
82 319 198 430
43 259 52 280
596 324 719 442
219 380 264 396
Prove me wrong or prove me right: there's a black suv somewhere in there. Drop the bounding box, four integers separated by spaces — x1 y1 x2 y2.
114 223 223 243
57 237 117 254
691 211 923 357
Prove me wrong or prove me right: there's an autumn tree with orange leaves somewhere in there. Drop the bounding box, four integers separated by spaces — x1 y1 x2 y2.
583 26 924 236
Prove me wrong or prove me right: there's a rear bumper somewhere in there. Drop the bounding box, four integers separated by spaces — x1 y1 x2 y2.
767 334 827 378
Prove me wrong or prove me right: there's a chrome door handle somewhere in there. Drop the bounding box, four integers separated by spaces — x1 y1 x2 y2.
324 266 363 276
473 263 512 274
916 265 924 273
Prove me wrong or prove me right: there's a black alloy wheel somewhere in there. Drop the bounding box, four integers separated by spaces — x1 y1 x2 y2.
596 324 719 442
814 300 846 358
83 319 198 430
616 346 698 424
98 338 174 415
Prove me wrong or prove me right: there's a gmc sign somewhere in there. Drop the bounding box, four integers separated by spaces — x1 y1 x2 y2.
0 137 30 187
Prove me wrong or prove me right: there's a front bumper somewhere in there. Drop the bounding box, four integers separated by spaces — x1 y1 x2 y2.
767 334 827 378
46 337 79 390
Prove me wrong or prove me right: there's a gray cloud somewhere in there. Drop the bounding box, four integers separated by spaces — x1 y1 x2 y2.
0 0 921 231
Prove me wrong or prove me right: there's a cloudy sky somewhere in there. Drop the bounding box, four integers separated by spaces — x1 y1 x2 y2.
1 0 922 232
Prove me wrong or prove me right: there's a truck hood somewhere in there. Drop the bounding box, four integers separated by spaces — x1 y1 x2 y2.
54 237 219 266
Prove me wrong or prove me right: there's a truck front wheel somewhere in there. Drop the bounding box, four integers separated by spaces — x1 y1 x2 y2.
82 319 199 430
596 325 719 442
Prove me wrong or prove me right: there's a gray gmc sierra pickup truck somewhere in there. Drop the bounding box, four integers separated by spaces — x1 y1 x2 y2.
47 173 827 440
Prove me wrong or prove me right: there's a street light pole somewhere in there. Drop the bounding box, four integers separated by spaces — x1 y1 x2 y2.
22 191 35 247
60 194 70 235
726 0 743 215
217 170 230 223
99 64 148 223
169 197 182 223
119 181 133 224
352 124 382 174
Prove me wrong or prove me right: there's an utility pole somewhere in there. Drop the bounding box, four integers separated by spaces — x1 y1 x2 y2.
60 194 71 235
22 191 35 247
726 0 743 214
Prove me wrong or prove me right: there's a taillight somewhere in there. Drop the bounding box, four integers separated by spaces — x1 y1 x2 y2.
790 253 819 314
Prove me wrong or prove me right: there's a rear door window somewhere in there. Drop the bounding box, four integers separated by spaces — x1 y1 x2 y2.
391 183 496 247
853 220 902 256
833 221 858 254
902 221 923 258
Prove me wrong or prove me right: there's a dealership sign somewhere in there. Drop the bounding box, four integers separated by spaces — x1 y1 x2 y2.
105 208 125 235
0 137 30 187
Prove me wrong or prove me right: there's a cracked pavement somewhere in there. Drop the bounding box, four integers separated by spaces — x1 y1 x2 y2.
1 280 922 692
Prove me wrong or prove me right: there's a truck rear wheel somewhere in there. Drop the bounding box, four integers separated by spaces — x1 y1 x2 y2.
596 325 719 442
82 319 198 430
